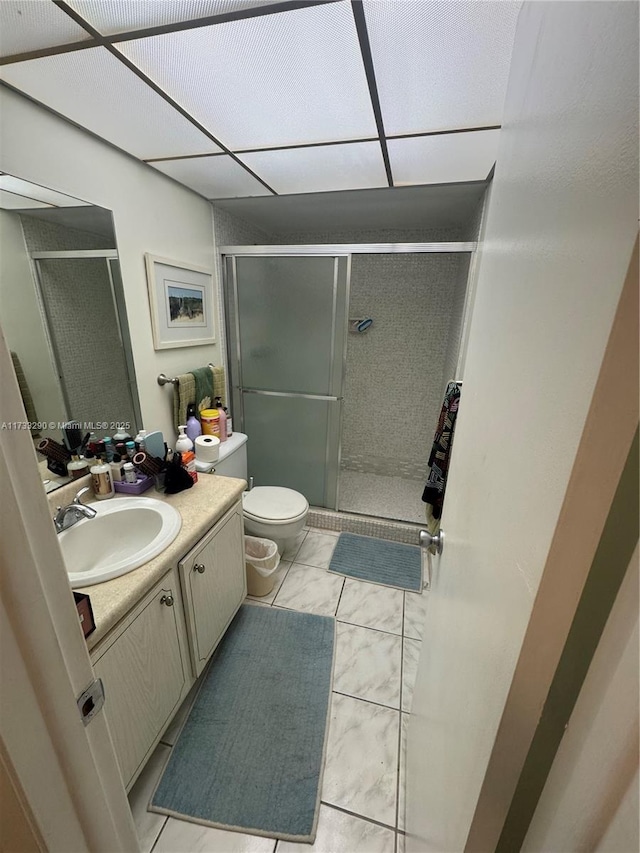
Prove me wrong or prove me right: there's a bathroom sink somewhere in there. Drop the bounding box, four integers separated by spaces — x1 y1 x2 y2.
59 497 182 589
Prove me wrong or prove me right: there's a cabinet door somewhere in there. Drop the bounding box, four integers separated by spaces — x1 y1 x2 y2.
92 572 188 788
180 502 246 676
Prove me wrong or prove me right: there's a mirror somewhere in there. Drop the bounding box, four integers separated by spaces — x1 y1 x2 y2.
0 174 142 492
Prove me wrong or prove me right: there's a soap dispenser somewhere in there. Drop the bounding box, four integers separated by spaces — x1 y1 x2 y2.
175 425 194 453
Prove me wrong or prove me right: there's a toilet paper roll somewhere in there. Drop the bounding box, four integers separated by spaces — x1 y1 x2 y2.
194 434 220 463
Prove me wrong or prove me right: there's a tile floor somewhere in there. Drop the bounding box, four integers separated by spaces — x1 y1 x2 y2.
128 527 427 853
338 471 427 525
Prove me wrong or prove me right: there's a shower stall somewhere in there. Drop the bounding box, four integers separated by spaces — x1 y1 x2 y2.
223 242 474 525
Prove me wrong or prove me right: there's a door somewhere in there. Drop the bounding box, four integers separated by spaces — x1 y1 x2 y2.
225 254 349 508
405 3 638 851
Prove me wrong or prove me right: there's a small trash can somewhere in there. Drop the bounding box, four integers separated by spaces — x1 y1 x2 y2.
245 535 280 597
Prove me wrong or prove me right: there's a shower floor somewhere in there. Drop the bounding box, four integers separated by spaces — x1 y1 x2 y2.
338 469 427 524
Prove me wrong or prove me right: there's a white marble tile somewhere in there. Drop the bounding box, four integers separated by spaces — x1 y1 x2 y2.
396 831 405 853
401 639 422 714
337 578 404 635
154 817 276 852
322 693 399 827
398 713 409 831
281 531 307 562
160 680 200 747
295 531 339 569
127 743 169 853
246 560 292 605
272 563 344 617
334 623 402 708
403 591 428 640
277 804 394 853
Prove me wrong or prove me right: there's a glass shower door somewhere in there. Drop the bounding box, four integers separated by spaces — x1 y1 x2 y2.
225 255 349 508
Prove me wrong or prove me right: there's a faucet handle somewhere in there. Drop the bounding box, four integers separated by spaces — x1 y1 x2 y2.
73 486 92 505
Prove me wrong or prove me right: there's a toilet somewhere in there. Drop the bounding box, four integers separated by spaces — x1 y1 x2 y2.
204 432 309 552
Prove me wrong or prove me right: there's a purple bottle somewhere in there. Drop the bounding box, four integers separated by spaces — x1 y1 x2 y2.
185 403 202 443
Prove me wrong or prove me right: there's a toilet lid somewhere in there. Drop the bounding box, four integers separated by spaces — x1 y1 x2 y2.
243 486 309 522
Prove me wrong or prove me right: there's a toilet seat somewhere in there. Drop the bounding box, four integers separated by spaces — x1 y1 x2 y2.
243 486 309 526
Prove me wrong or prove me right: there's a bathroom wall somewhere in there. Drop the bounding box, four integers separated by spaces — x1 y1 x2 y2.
0 86 218 441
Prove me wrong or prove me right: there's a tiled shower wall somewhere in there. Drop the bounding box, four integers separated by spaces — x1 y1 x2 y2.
274 226 469 481
19 216 136 431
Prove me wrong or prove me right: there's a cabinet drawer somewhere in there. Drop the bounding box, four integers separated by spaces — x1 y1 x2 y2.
179 500 246 677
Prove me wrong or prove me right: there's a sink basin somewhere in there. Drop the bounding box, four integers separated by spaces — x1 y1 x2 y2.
59 496 182 589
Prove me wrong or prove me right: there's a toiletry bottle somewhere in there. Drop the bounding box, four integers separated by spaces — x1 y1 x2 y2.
123 462 137 484
102 436 114 462
125 440 136 460
113 426 131 442
67 454 89 480
115 442 127 460
110 453 125 482
200 408 220 438
185 403 202 443
134 429 147 451
90 456 115 499
175 425 194 453
87 431 99 454
224 405 232 437
215 396 227 442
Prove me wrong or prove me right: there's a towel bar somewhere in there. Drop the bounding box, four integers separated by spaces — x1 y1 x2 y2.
157 364 215 387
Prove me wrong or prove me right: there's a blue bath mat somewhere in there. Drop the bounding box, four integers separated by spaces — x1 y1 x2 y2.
328 532 422 592
150 604 334 842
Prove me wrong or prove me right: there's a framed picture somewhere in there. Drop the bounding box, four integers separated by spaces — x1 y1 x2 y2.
145 254 215 350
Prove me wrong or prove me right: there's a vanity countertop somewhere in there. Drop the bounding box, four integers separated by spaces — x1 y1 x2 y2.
48 474 246 651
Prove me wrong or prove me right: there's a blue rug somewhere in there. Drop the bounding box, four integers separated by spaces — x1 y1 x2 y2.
150 604 335 842
328 532 422 592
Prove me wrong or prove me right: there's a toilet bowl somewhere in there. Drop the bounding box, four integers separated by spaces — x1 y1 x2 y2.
207 432 309 551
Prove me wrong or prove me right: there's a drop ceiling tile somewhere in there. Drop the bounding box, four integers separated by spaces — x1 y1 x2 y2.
0 0 92 57
67 1 286 35
388 130 500 186
150 156 272 199
242 142 388 195
0 190 53 210
0 48 221 160
118 2 377 149
0 176 91 206
364 0 520 135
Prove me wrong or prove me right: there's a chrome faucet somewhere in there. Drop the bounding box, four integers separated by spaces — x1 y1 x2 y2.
53 487 98 533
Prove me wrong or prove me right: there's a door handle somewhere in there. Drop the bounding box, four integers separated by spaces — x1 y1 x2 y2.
420 529 444 556
419 529 444 590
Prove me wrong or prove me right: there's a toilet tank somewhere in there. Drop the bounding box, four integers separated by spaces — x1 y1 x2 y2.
214 432 248 479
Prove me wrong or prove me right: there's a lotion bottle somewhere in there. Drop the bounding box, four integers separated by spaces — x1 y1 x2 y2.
90 457 114 500
185 403 202 443
215 396 227 442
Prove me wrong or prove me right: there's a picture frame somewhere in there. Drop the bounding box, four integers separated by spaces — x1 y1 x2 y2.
144 254 215 350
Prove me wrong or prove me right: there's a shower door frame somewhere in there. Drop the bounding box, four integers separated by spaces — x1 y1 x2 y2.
221 242 477 512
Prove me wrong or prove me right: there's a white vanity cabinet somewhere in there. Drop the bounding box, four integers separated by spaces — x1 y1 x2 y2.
91 567 191 790
179 499 246 677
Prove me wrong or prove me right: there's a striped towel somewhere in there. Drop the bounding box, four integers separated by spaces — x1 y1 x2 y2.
173 365 226 431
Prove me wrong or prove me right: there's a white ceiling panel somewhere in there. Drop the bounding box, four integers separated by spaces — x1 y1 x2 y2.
242 142 388 195
0 0 92 57
0 48 222 159
389 130 500 186
150 156 272 199
364 0 520 135
0 190 53 210
118 2 377 149
67 1 286 36
0 176 91 206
